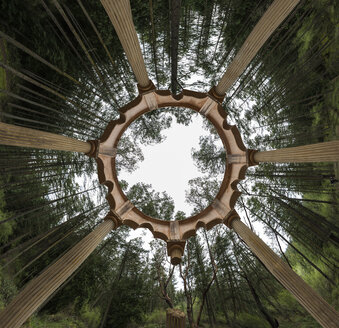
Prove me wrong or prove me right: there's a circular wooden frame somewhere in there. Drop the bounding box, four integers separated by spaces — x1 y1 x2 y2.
89 87 254 263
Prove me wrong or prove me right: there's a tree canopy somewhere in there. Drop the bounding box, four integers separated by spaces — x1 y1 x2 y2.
0 0 338 327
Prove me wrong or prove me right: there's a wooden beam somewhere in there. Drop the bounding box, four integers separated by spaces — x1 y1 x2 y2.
227 216 339 328
101 0 151 89
0 122 92 153
253 140 339 163
215 0 300 97
0 219 115 328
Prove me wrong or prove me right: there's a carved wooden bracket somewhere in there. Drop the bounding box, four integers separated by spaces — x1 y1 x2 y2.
89 86 257 264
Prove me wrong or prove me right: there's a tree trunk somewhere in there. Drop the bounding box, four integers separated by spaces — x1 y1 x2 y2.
170 0 181 94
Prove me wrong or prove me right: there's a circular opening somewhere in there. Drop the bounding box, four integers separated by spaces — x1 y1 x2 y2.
116 107 225 220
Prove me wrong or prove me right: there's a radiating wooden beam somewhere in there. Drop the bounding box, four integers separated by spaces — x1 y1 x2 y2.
101 0 151 89
226 215 339 328
253 140 339 163
0 218 115 328
214 0 300 97
0 122 92 153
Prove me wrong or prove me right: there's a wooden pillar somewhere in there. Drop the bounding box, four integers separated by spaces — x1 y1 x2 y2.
100 0 151 89
227 216 339 328
0 122 92 154
253 140 339 163
0 219 115 328
166 308 186 328
214 0 300 97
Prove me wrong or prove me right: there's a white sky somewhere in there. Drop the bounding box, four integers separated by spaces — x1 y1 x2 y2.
119 113 224 216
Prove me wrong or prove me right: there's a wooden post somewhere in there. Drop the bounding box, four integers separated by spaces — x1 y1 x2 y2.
214 0 300 97
100 0 151 89
0 219 115 328
253 140 339 163
0 122 92 154
166 308 186 328
227 216 339 328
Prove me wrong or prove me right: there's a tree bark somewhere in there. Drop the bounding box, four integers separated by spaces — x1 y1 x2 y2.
170 0 181 94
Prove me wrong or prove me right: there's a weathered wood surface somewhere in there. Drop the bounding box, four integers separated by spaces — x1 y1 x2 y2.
231 218 339 328
0 219 114 328
0 122 91 153
254 140 339 163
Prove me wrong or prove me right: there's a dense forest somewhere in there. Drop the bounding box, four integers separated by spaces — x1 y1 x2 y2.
0 0 338 327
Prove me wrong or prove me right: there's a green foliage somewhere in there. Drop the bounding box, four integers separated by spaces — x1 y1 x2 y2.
79 302 101 328
0 181 14 244
23 312 91 328
233 313 270 328
127 183 175 220
143 308 166 328
0 269 17 310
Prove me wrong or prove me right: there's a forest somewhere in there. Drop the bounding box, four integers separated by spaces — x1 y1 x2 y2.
0 0 338 327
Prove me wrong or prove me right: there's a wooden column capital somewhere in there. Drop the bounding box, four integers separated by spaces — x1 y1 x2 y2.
137 80 156 94
85 139 99 158
224 210 241 228
104 211 123 229
247 149 259 166
167 240 186 265
207 85 226 103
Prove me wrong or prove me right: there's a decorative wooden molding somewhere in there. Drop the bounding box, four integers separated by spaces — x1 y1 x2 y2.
167 240 186 265
86 139 99 158
247 149 259 166
137 80 156 94
207 85 226 103
90 89 255 264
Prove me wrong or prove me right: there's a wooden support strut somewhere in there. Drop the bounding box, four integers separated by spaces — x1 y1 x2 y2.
0 218 115 328
0 122 93 154
100 0 151 89
214 0 300 97
226 215 339 328
253 140 339 163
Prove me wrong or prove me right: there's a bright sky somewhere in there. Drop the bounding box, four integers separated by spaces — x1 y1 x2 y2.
119 113 224 217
